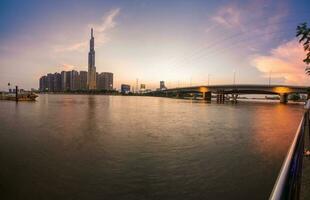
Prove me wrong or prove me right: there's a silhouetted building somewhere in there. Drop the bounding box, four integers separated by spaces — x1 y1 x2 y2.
97 72 113 90
160 81 167 90
80 71 88 90
88 28 96 90
61 71 67 91
53 73 62 92
39 76 47 91
121 84 131 94
71 70 80 91
46 73 54 92
65 71 72 91
96 72 99 88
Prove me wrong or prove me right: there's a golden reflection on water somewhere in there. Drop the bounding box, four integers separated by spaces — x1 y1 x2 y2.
252 103 303 160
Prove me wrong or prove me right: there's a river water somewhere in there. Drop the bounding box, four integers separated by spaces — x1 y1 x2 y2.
0 95 304 199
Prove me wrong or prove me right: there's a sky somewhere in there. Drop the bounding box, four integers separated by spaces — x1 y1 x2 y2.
0 0 310 90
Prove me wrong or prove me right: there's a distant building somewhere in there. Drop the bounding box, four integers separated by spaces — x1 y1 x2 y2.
39 75 47 91
160 81 167 90
139 84 147 93
96 72 99 88
140 84 146 90
65 71 72 91
46 73 54 92
53 73 61 92
121 84 131 94
88 28 96 90
71 70 80 91
97 72 113 90
61 71 67 91
80 71 88 90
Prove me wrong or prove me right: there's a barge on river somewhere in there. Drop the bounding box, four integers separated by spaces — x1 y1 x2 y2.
0 92 38 101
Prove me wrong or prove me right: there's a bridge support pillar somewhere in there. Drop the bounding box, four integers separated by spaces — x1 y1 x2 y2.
216 92 225 104
280 93 288 104
203 92 212 102
231 94 238 104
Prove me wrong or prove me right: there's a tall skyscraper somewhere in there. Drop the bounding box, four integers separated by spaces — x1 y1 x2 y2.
88 28 96 90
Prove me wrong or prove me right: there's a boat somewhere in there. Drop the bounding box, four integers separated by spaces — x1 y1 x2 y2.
0 92 38 101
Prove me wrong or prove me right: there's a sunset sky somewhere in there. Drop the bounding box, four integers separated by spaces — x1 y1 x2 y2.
0 0 310 90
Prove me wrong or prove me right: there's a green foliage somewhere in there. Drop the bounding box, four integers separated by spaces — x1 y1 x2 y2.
290 93 300 101
296 22 310 75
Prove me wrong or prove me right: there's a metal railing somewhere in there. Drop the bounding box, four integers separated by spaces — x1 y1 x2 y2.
269 111 308 200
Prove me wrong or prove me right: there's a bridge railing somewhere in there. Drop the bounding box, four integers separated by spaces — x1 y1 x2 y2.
269 110 308 200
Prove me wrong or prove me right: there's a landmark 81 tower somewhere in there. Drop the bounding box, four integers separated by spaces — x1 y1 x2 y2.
88 28 96 90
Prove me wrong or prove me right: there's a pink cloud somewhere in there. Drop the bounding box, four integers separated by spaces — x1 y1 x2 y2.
61 63 76 71
212 6 241 28
54 8 120 53
252 39 308 85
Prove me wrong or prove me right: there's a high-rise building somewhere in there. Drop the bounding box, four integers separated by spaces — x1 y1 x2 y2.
53 73 62 92
46 73 55 92
97 72 113 90
80 71 88 90
39 76 47 91
71 70 80 91
88 28 96 90
61 71 67 91
65 71 72 91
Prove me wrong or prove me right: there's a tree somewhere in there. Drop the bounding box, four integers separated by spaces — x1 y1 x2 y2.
290 93 300 101
296 22 310 74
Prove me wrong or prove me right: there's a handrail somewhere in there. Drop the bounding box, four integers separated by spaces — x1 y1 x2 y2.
269 111 307 200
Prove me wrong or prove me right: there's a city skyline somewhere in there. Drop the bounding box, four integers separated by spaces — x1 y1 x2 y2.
38 28 114 93
1 0 310 91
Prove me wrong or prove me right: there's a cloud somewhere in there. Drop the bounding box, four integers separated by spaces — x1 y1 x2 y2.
92 8 120 33
55 8 120 52
91 8 120 46
252 39 308 84
212 6 241 29
210 2 288 35
54 41 88 53
61 63 76 71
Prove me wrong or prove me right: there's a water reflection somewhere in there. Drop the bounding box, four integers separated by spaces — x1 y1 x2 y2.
0 95 304 200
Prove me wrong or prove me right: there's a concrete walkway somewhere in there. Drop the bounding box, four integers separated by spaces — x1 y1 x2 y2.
300 115 310 200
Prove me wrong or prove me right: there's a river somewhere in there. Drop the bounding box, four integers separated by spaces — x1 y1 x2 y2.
0 95 304 199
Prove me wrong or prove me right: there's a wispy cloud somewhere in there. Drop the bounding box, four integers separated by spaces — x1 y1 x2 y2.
212 6 241 29
54 41 88 53
211 2 287 34
55 8 121 53
252 39 308 84
61 63 76 71
90 8 121 46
